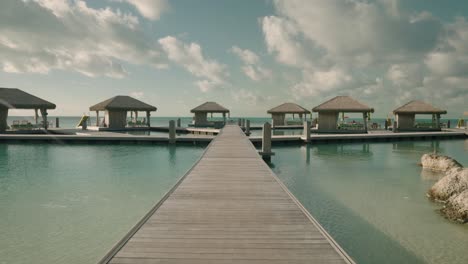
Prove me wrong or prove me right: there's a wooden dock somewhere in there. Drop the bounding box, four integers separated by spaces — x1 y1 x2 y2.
99 125 354 264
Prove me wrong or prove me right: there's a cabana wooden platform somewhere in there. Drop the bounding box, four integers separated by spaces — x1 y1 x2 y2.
98 125 354 264
267 102 311 128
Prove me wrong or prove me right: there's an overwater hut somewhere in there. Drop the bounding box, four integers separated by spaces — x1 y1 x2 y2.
89 96 157 130
190 102 230 128
393 100 446 132
0 87 56 132
267 102 311 128
312 96 374 133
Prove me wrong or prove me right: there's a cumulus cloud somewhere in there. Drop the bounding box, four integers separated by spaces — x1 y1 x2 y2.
159 36 228 92
129 91 144 99
232 89 268 105
425 18 468 78
261 16 307 67
261 0 467 113
231 46 272 81
113 0 169 20
0 0 166 78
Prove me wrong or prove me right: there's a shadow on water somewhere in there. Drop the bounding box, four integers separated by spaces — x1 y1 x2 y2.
268 143 425 264
294 184 424 264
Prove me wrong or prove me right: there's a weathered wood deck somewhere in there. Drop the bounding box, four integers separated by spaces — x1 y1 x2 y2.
99 125 354 264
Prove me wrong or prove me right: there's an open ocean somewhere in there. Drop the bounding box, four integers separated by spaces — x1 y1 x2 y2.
6 116 464 129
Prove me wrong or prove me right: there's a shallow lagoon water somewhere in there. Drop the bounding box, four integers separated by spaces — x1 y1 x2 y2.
1 139 467 263
271 139 468 264
0 144 203 264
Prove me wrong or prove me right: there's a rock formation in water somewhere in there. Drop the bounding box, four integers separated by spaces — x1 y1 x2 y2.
428 168 468 201
441 189 468 223
421 153 463 172
423 154 467 223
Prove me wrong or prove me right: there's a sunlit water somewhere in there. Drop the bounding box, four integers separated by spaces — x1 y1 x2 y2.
271 139 468 264
0 144 203 264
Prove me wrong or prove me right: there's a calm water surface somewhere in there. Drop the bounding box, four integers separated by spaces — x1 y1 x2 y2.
0 144 203 264
271 139 468 264
1 139 467 264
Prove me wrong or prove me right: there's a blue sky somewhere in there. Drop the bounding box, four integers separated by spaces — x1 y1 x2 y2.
0 0 467 117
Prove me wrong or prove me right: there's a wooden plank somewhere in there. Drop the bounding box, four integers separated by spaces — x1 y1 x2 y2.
99 125 354 264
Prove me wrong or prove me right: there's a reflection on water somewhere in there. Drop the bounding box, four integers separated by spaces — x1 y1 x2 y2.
392 141 442 154
271 140 468 264
313 143 372 159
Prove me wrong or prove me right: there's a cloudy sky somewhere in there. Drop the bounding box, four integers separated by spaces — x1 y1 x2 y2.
1 0 467 117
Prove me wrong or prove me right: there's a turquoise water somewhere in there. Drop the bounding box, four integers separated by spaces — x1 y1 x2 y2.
271 139 468 264
0 144 203 264
1 139 468 264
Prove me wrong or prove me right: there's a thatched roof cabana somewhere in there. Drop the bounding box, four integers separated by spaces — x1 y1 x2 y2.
268 103 310 114
268 103 310 127
0 88 56 132
89 96 157 129
393 100 446 115
191 102 229 113
312 96 374 113
312 96 373 133
190 102 229 128
393 100 446 132
90 96 157 112
0 88 56 109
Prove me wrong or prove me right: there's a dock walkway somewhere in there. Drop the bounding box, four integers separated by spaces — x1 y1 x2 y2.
99 125 354 264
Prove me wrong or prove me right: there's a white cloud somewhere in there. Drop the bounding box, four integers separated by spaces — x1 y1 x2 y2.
230 46 272 81
159 36 228 92
232 89 267 105
291 67 355 98
0 0 166 78
386 63 423 87
261 0 467 114
129 91 144 99
261 16 307 67
230 46 259 65
425 18 468 77
114 0 169 20
241 65 272 82
272 0 441 64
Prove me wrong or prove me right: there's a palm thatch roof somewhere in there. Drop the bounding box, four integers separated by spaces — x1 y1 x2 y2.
267 102 311 114
393 100 446 114
464 111 468 116
312 96 374 113
191 102 229 113
90 96 157 111
0 87 56 109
